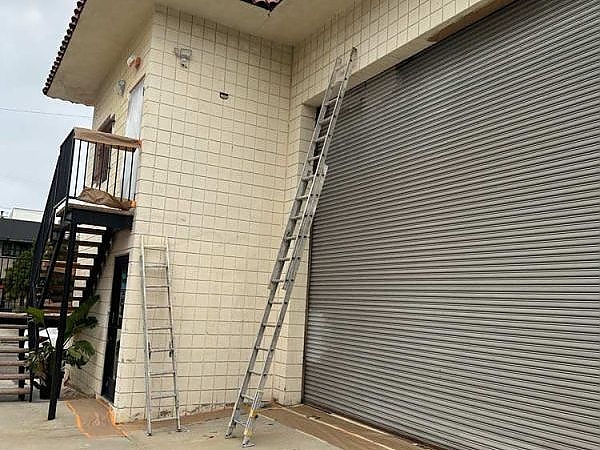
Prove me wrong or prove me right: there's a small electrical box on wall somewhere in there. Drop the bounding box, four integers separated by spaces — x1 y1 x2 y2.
174 47 192 68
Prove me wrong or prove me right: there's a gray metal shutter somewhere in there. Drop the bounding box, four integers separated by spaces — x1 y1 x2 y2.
303 0 600 449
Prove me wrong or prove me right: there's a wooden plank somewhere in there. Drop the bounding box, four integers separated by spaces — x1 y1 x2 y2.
0 374 29 381
0 387 30 396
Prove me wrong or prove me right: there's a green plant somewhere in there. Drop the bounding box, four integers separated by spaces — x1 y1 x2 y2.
26 295 99 384
3 249 32 308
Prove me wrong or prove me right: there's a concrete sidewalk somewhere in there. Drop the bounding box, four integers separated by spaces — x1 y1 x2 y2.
0 400 342 450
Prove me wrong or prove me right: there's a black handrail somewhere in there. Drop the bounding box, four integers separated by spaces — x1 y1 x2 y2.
28 131 75 309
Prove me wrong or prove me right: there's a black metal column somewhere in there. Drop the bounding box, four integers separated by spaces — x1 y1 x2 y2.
48 222 76 420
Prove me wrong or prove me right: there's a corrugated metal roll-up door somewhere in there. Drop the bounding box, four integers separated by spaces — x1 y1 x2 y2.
303 0 600 449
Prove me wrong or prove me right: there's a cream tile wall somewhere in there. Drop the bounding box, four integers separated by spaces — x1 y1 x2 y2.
111 4 293 422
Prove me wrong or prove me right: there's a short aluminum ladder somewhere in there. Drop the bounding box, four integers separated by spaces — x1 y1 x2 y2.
140 236 182 435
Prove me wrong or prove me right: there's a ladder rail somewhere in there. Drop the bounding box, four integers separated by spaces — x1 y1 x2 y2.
227 47 357 448
140 236 153 436
164 238 182 432
268 55 348 288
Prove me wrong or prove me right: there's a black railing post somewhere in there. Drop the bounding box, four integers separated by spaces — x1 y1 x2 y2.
48 221 75 421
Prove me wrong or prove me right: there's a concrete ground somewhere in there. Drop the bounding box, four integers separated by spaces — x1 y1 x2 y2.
0 398 430 450
0 400 341 450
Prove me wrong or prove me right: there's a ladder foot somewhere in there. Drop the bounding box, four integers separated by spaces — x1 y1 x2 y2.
242 438 255 448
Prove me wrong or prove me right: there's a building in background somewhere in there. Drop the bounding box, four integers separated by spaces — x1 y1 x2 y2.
21 0 600 449
0 210 40 309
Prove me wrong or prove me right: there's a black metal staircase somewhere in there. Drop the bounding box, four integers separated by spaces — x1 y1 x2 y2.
15 127 140 415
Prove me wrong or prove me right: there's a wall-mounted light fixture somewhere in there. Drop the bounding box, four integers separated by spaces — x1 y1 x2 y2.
116 79 126 96
127 54 141 69
174 47 192 68
219 91 230 100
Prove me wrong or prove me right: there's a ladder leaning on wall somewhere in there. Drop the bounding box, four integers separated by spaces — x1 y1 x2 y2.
225 47 357 448
140 235 182 435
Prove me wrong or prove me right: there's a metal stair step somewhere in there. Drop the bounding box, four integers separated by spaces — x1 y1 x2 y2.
76 226 107 235
75 240 102 247
76 252 99 259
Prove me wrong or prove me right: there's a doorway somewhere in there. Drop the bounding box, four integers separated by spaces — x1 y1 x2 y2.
101 254 129 402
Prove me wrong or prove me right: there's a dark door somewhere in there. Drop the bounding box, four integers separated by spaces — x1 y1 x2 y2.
101 254 128 402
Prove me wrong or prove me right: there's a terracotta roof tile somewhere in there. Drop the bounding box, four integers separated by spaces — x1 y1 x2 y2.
43 0 88 96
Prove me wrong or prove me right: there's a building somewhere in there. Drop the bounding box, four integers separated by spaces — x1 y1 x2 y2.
0 212 40 309
30 0 598 449
6 208 44 223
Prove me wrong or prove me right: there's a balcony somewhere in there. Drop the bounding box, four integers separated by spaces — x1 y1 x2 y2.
29 127 140 315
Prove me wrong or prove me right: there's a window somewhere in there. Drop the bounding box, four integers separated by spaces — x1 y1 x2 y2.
1 241 25 257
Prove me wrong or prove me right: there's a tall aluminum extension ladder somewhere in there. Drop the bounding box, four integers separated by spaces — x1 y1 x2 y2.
226 47 357 447
140 236 182 435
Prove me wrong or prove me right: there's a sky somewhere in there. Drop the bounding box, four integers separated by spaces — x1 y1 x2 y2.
0 0 92 215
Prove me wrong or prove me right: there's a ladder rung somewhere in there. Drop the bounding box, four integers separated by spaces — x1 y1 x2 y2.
277 256 299 262
148 326 172 331
152 348 174 353
270 301 284 305
144 245 167 250
297 194 310 200
315 135 326 143
151 394 176 400
301 174 315 181
146 284 169 289
146 305 169 309
271 278 291 284
262 324 279 328
233 417 248 425
284 235 297 241
308 154 321 161
151 416 178 422
149 370 175 377
249 370 262 376
145 263 167 268
319 116 332 125
256 347 272 352
325 97 337 106
291 214 303 221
